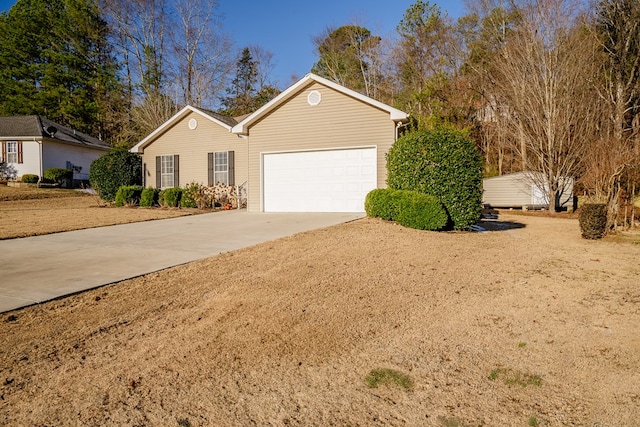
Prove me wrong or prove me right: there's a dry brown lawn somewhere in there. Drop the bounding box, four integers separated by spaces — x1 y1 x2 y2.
0 185 201 239
1 198 639 426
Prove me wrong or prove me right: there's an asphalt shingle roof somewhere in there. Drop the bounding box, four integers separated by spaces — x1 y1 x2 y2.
196 108 238 128
0 115 110 150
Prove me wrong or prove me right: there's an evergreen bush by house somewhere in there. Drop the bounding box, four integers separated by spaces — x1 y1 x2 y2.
579 203 608 239
386 127 483 230
365 188 449 231
140 187 160 207
114 185 144 207
43 168 72 186
89 148 142 202
365 188 402 220
160 187 183 207
396 191 449 231
21 174 39 184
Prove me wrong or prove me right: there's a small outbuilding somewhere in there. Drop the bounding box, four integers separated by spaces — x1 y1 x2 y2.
483 171 575 210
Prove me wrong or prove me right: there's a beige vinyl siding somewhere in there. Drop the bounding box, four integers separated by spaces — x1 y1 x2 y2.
141 111 247 188
246 82 397 211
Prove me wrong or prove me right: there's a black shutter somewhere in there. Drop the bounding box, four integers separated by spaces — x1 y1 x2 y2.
208 152 214 186
17 142 23 164
173 155 179 187
228 151 235 186
143 163 147 187
1 142 5 162
155 156 161 187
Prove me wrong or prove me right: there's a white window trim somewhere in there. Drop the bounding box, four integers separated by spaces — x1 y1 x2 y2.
6 141 18 163
160 154 174 189
213 151 228 185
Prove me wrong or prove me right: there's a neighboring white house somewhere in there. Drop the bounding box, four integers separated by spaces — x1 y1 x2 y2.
0 115 110 183
483 171 575 210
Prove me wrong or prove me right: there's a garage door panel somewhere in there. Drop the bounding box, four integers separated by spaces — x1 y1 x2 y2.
263 148 377 212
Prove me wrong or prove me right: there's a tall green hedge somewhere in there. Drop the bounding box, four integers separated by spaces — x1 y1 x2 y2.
89 148 142 202
386 128 483 230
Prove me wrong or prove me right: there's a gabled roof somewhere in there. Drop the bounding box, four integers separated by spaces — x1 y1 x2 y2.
130 105 238 153
0 115 110 150
231 73 409 135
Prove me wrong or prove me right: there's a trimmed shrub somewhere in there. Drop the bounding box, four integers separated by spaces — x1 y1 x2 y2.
579 203 608 239
114 185 143 207
89 148 142 202
160 187 182 207
365 188 402 220
44 168 72 185
386 128 483 230
395 191 449 231
140 187 160 207
21 174 39 184
365 188 449 231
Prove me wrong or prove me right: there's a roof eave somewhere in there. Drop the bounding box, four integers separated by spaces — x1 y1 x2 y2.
0 136 43 141
43 137 111 151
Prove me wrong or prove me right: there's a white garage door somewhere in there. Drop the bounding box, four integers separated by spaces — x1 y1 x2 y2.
263 147 377 212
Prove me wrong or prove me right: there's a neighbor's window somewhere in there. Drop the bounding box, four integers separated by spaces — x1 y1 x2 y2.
160 154 174 188
214 151 228 184
6 141 18 163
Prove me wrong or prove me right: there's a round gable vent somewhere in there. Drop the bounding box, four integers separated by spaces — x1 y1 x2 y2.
307 90 322 106
188 118 198 130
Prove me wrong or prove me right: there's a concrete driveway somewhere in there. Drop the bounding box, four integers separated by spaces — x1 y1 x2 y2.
0 211 363 313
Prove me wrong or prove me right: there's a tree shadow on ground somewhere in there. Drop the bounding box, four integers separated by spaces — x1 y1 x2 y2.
473 209 527 232
476 219 526 232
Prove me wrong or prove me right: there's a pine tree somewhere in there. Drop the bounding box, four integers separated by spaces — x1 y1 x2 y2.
221 47 259 116
0 0 123 141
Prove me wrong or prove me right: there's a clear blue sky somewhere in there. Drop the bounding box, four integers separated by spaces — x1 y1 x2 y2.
0 0 467 87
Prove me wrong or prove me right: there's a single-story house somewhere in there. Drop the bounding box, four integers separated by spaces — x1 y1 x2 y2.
0 115 110 183
483 171 575 210
132 73 410 212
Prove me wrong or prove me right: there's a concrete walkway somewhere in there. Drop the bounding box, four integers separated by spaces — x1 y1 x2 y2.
0 211 363 313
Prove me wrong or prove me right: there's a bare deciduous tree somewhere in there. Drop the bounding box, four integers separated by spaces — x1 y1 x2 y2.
103 0 168 97
169 0 233 107
312 24 384 99
586 0 640 226
489 0 601 211
131 93 179 139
